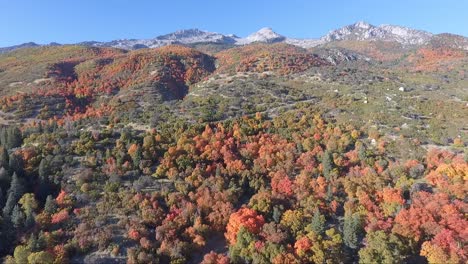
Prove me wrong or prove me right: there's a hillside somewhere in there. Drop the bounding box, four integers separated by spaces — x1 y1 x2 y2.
0 23 467 264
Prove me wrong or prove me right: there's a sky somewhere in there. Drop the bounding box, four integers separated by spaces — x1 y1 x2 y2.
1 0 467 47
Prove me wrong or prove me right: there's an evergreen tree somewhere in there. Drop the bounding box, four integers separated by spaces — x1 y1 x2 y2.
0 127 7 147
322 150 333 180
38 159 49 181
133 147 142 169
0 215 14 254
0 189 3 209
0 146 8 170
2 173 24 217
37 159 52 201
8 153 23 176
11 204 24 228
343 214 362 249
0 167 10 189
7 126 22 149
310 208 326 235
44 195 57 214
28 233 45 252
272 205 283 223
358 144 367 163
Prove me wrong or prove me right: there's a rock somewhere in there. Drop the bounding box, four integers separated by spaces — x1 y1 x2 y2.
399 87 405 92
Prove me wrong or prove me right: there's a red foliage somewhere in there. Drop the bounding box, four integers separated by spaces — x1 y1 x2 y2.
201 251 230 264
128 228 141 241
216 43 329 75
271 170 294 197
51 209 70 224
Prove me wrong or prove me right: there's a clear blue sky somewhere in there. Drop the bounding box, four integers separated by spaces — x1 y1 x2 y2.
1 0 467 47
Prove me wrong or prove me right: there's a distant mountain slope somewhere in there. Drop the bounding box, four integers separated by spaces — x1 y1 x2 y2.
2 21 466 53
215 43 330 75
0 42 40 54
321 21 433 45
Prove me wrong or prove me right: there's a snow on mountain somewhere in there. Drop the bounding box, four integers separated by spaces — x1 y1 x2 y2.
1 22 466 52
322 21 433 45
285 38 324 48
236 27 285 44
156 29 238 44
78 29 239 50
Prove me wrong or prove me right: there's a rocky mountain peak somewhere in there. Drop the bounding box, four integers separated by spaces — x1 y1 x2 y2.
243 27 285 44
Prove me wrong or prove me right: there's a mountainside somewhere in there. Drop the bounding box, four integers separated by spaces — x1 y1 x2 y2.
0 42 40 54
321 21 433 45
3 22 467 52
0 22 467 264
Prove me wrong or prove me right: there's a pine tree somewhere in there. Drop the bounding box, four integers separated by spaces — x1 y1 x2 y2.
7 126 22 149
322 150 333 180
8 153 23 176
28 233 41 251
133 147 142 169
0 215 14 254
37 159 52 201
2 173 24 217
0 127 7 147
0 167 9 190
0 147 8 169
11 204 24 228
38 159 49 181
44 195 57 214
310 208 326 235
343 214 362 249
272 205 283 223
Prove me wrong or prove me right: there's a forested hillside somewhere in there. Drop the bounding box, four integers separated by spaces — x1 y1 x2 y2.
0 32 466 264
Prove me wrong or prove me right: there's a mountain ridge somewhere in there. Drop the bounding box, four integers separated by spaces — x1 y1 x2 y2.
1 21 467 53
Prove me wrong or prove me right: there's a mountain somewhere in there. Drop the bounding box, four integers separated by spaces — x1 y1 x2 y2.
321 21 433 45
0 42 40 54
236 27 285 44
0 19 467 264
1 22 467 52
76 29 240 50
156 29 238 44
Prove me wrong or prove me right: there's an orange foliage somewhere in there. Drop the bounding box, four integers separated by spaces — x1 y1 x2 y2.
407 47 466 72
225 207 265 245
216 43 329 75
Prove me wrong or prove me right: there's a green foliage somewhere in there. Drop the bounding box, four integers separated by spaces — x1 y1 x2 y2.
343 214 363 249
322 150 334 180
358 231 407 264
27 250 55 264
13 245 31 264
44 195 57 214
309 208 326 235
0 126 22 150
2 173 24 217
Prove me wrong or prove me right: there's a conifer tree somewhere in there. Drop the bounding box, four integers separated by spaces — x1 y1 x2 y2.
310 208 326 235
0 146 8 170
11 205 24 228
2 173 24 217
343 214 362 249
7 127 22 149
44 195 57 214
322 150 333 180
